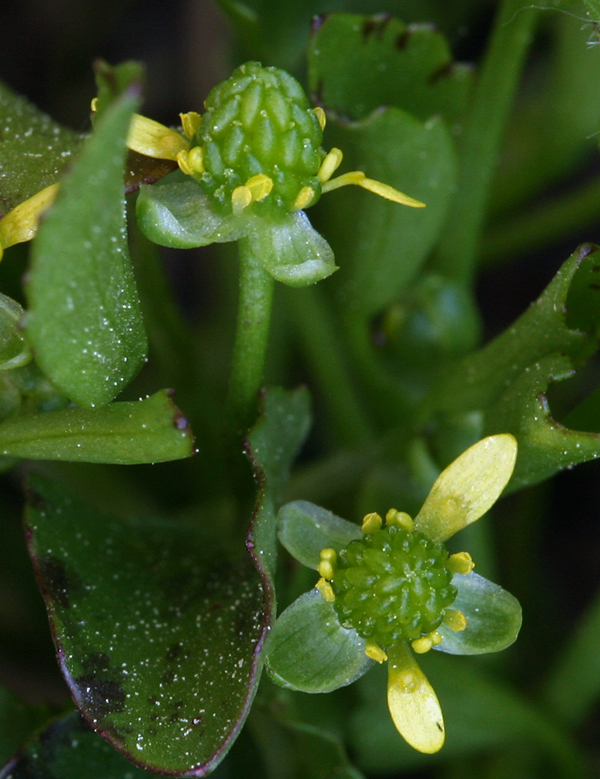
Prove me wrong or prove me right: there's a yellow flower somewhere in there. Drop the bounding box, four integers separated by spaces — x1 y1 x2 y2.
267 435 522 753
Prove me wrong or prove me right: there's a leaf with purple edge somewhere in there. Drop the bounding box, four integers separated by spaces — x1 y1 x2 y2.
25 387 311 775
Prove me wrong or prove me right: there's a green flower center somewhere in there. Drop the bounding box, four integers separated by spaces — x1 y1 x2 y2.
195 61 324 217
332 526 457 646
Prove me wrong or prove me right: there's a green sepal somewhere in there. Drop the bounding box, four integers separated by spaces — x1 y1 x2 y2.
136 174 253 248
245 211 337 287
265 589 372 693
0 293 31 370
0 389 194 464
278 500 362 570
26 65 147 408
435 572 522 655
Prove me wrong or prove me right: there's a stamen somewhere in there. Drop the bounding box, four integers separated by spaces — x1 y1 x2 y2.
317 548 337 580
386 509 414 532
444 609 468 632
187 146 205 174
293 186 316 210
317 148 343 183
245 174 273 202
362 512 382 534
411 635 434 654
231 185 252 214
322 170 426 208
90 97 98 112
180 111 202 139
365 641 387 663
315 577 335 602
126 114 190 160
446 551 475 575
176 150 193 176
313 106 326 131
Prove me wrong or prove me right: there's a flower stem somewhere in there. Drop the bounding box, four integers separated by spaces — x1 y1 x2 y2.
432 0 539 286
226 236 275 437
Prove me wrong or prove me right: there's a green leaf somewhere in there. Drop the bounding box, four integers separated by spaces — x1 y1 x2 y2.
247 212 337 287
25 387 310 775
25 66 147 408
0 389 194 464
322 108 456 315
483 353 600 491
26 476 265 775
278 500 361 570
136 174 253 248
308 13 473 123
432 244 600 418
265 589 372 693
0 712 155 779
435 572 522 655
0 80 83 218
0 686 49 767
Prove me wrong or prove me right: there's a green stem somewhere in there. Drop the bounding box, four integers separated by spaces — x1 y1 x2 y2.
482 173 600 266
285 286 374 446
432 0 539 285
226 237 275 436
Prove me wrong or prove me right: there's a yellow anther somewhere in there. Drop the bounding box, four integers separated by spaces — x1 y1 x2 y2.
317 148 343 183
322 170 426 208
320 548 337 564
231 185 252 215
187 146 205 174
412 635 434 654
176 150 193 176
0 183 60 259
444 609 468 632
293 186 316 210
313 106 326 131
246 174 273 202
431 631 443 646
386 509 414 532
180 111 202 139
446 551 475 575
365 642 387 663
317 559 335 580
315 578 335 602
362 512 382 534
126 114 189 160
90 97 98 113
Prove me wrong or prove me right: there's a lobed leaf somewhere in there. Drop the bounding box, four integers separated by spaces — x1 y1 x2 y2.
308 13 473 123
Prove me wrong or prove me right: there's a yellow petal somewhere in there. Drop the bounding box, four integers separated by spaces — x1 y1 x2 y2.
414 434 518 543
387 642 445 753
0 183 60 257
321 170 425 207
126 114 190 160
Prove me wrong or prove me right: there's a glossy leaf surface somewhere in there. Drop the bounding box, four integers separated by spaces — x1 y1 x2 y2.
0 390 194 464
265 589 372 693
0 81 83 218
308 13 473 123
25 67 147 408
25 387 310 775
